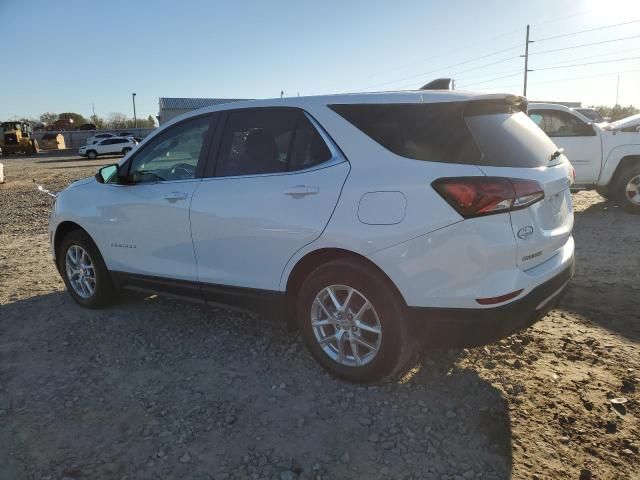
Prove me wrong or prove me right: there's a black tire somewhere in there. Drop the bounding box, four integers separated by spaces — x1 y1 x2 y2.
57 229 117 308
296 258 415 383
122 147 132 155
614 164 640 214
87 150 97 160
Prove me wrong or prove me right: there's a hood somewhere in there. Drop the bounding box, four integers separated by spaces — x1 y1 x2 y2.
67 177 95 190
611 113 640 130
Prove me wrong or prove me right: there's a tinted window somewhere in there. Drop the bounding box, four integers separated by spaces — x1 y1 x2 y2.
529 109 595 137
329 103 482 165
101 139 114 145
215 109 332 177
289 114 332 170
330 102 556 168
128 115 211 183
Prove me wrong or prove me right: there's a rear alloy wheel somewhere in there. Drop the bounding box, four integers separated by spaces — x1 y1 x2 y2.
87 150 97 160
58 229 117 308
297 259 415 383
616 164 640 214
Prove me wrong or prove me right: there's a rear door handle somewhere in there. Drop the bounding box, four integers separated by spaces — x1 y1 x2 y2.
163 192 189 202
284 185 319 198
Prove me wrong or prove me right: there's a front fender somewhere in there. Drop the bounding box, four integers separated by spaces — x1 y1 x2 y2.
599 144 640 186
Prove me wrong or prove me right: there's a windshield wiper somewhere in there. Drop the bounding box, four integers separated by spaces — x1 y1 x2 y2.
550 148 564 162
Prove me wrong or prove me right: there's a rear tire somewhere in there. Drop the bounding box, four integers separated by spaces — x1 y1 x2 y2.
296 258 415 383
615 164 640 214
87 150 97 160
57 229 117 308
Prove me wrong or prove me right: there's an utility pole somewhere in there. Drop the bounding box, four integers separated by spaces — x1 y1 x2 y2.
523 24 532 97
615 74 620 105
92 103 96 124
132 93 137 129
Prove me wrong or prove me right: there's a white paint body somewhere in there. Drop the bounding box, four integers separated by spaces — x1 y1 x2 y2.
529 103 640 187
50 91 574 311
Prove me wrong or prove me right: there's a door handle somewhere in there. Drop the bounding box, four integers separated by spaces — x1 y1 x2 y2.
284 185 319 198
163 192 189 202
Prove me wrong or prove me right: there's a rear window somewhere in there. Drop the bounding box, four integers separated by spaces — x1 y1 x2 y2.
329 102 557 168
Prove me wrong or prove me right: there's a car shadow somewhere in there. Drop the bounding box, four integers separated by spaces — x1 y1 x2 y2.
0 291 512 479
558 197 640 341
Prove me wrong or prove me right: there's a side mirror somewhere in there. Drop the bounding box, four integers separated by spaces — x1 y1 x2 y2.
95 164 119 184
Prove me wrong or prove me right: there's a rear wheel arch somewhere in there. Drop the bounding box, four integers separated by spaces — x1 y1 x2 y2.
285 247 407 308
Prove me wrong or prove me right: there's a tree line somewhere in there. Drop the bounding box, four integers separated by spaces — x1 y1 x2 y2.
591 105 639 122
15 112 157 130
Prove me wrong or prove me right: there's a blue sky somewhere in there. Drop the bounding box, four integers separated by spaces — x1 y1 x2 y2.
1 0 639 122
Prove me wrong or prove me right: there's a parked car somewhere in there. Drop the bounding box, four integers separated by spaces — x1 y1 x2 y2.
118 132 134 137
608 113 640 133
78 123 97 131
85 133 116 145
78 137 137 159
573 108 605 124
50 92 575 382
529 103 640 212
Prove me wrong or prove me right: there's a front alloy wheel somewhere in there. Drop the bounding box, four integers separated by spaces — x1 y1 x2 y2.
617 165 640 213
65 245 96 299
625 174 640 206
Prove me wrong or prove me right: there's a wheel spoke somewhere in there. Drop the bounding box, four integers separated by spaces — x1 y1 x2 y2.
354 300 371 321
351 333 376 352
337 334 347 363
314 298 333 320
325 286 342 312
319 334 338 346
349 337 362 366
356 320 381 334
342 287 355 313
311 318 333 327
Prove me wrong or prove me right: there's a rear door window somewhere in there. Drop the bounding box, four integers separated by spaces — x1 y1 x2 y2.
214 109 333 177
528 109 596 137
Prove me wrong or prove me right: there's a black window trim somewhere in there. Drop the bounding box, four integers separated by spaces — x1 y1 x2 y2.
120 112 219 184
202 106 344 179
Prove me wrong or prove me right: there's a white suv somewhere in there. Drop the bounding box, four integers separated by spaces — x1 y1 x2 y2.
49 92 575 382
79 137 137 159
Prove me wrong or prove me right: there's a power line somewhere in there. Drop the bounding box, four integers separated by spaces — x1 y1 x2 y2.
354 44 521 91
532 56 640 71
458 72 523 88
469 68 640 91
534 19 640 42
529 34 640 56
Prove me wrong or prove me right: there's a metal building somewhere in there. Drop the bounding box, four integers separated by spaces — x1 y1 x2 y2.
157 97 249 125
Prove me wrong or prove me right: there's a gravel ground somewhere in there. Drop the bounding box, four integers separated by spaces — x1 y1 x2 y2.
0 152 638 480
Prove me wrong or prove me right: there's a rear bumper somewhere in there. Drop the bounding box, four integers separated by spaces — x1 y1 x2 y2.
409 256 575 348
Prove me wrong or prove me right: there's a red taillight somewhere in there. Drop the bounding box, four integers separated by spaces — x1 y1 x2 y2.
432 177 544 218
476 289 523 305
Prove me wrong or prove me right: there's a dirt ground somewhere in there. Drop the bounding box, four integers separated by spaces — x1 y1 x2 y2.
0 152 638 480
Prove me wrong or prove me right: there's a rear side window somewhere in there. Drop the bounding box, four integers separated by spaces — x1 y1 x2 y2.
330 102 556 168
215 109 332 177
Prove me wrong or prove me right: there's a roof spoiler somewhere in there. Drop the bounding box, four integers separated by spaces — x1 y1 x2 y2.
420 78 455 90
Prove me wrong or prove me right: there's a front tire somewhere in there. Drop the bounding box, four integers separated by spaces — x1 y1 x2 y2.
296 259 415 383
57 229 117 308
87 150 97 160
615 164 640 213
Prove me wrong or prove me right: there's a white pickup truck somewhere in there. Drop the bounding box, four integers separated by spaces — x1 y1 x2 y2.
528 103 640 212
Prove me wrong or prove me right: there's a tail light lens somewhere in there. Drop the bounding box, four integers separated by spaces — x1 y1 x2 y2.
432 177 544 218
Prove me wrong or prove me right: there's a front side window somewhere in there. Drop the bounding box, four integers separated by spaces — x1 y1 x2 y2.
529 110 594 137
215 109 332 177
128 115 211 183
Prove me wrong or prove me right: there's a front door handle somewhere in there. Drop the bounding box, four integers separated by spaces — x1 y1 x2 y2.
284 185 319 198
163 192 189 202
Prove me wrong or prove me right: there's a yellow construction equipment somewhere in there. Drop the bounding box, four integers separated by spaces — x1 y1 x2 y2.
0 121 40 155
